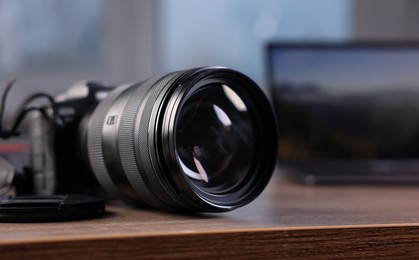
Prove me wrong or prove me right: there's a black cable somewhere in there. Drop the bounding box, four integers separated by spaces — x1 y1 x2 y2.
0 78 17 136
10 93 54 131
9 106 50 136
0 79 55 138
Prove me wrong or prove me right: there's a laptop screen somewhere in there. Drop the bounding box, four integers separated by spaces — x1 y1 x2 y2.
267 42 419 162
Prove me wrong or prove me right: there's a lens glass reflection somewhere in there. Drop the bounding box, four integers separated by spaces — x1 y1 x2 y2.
176 84 255 194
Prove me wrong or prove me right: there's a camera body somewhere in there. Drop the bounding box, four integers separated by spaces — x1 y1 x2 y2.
29 81 113 196
13 67 279 212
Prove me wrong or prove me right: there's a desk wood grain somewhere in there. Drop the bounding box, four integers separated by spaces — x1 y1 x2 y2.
2 173 419 259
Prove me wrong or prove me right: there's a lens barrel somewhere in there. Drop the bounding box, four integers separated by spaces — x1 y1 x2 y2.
85 67 278 212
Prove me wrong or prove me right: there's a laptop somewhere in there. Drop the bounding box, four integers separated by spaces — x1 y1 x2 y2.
267 41 419 184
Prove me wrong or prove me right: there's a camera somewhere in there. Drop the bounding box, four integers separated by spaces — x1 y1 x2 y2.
2 67 278 212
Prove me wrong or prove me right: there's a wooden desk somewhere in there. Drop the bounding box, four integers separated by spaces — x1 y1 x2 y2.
1 173 419 259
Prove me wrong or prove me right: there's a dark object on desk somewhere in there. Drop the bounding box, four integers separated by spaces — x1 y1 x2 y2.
0 67 278 213
0 194 105 222
267 41 419 184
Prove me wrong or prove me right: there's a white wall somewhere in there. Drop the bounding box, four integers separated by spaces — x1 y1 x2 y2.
354 0 419 39
157 0 352 90
0 0 158 117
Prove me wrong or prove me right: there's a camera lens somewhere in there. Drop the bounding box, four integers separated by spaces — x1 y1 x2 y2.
85 67 278 212
175 84 254 193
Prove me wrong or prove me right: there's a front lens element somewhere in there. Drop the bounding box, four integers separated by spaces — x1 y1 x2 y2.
176 84 254 194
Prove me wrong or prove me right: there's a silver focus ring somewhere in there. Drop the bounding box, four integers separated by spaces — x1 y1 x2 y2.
87 85 131 200
119 73 183 209
116 77 167 208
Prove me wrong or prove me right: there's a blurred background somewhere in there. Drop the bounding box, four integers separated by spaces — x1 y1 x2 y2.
1 0 419 172
1 0 418 100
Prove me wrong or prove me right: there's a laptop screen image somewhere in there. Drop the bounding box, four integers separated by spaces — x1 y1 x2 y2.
267 42 419 183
